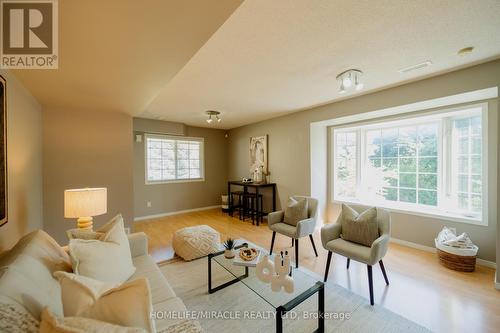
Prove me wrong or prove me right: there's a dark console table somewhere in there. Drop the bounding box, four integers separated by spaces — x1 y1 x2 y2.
227 181 277 216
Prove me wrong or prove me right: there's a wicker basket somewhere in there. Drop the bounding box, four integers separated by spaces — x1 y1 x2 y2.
436 248 476 272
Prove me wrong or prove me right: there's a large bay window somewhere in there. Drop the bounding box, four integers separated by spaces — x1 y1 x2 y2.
332 104 487 224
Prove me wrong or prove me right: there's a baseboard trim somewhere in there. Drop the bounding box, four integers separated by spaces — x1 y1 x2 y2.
390 237 497 269
134 205 221 222
495 272 500 290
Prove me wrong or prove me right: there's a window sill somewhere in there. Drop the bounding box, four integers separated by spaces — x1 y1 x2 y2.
332 198 487 226
146 178 205 185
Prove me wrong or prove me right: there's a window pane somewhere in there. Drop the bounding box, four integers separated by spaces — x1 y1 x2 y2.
335 131 357 198
471 175 481 194
400 157 416 172
382 144 398 157
419 157 437 173
418 124 438 156
418 174 437 190
399 189 416 203
382 158 397 171
369 158 381 168
419 190 437 206
452 115 483 215
384 187 397 201
400 173 416 188
399 127 417 157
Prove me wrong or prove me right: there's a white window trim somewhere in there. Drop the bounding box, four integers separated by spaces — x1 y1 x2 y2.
144 133 205 185
331 102 488 226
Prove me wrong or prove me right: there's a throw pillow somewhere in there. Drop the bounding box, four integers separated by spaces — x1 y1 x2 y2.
340 204 379 247
69 214 135 284
40 307 147 333
53 272 155 333
283 197 308 226
0 298 39 333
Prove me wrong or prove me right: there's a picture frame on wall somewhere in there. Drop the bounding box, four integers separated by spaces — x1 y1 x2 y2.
250 135 268 174
0 75 6 227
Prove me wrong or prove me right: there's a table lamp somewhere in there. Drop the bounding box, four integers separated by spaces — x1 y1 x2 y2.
64 188 107 230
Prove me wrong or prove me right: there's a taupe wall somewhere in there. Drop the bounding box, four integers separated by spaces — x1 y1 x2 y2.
0 70 43 251
133 118 228 218
43 109 134 244
228 60 500 263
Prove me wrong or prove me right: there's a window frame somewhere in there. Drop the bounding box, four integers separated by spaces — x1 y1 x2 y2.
144 133 205 185
331 103 488 226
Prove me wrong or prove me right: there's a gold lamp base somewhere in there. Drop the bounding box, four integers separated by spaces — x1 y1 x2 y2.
77 217 93 230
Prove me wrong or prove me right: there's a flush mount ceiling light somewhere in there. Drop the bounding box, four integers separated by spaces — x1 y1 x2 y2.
336 69 363 94
206 110 221 123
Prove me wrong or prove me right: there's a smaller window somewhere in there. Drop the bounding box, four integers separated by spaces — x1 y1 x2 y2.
145 134 204 184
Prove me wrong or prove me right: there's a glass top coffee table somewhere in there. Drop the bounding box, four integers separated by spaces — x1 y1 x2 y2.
208 242 324 333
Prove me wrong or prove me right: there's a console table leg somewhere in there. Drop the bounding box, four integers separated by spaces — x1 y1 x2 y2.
318 283 325 332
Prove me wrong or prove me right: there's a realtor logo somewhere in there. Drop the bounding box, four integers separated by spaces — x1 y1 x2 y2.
1 0 58 69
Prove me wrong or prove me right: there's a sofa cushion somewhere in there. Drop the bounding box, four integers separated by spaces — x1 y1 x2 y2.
326 238 372 264
55 272 155 333
131 255 176 304
152 298 188 332
269 222 297 238
40 307 147 333
69 215 136 284
0 230 72 320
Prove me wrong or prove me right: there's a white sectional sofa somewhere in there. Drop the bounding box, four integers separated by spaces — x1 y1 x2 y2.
0 229 191 332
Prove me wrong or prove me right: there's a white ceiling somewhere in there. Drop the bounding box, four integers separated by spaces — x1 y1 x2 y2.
145 0 500 129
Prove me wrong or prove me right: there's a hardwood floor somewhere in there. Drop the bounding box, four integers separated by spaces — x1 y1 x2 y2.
133 208 500 333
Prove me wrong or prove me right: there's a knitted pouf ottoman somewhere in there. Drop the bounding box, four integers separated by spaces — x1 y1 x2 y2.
172 225 221 261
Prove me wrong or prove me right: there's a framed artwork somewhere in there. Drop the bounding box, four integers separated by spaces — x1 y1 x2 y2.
0 75 6 227
250 135 268 174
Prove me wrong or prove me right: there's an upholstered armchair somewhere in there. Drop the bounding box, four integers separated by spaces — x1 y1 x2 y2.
321 204 391 305
268 196 319 268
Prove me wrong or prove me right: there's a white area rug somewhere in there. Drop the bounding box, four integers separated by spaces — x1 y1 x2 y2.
159 257 431 333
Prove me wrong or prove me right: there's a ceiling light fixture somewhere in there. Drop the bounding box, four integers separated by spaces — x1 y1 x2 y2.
336 69 363 94
206 110 221 124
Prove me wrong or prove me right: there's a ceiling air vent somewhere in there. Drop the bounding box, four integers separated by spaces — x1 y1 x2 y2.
398 61 432 73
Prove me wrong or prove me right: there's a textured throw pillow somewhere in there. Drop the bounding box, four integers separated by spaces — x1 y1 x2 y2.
40 307 147 333
340 204 379 247
53 272 155 333
0 298 39 333
283 197 308 226
69 214 135 284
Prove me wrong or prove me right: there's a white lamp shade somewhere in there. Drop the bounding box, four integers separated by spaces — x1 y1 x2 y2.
64 188 107 218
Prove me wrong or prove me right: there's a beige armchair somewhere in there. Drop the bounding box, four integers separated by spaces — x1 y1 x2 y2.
268 196 319 268
321 204 391 305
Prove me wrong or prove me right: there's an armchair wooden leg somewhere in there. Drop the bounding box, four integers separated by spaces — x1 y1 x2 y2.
294 238 299 268
379 260 389 285
309 235 318 257
324 251 332 282
346 258 350 269
291 238 294 247
270 231 276 255
367 265 374 306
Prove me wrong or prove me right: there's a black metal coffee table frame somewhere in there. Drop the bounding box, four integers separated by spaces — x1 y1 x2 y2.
207 243 325 333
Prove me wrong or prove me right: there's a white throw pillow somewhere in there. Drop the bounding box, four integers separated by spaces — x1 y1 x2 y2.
53 272 155 333
40 307 147 333
69 214 135 284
